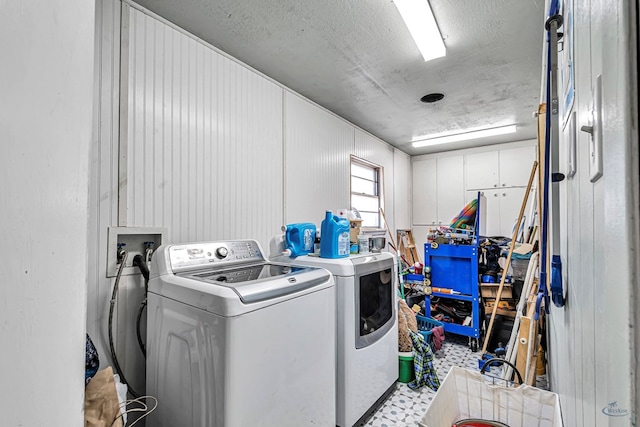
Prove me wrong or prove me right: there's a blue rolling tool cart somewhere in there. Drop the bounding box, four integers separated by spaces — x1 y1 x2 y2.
424 193 485 352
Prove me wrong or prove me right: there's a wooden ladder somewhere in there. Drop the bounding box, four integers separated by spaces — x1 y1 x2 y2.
397 229 421 265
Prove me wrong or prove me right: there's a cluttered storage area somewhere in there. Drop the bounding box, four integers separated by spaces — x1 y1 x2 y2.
390 137 564 426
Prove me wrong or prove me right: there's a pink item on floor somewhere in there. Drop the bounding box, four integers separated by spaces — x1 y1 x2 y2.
431 326 445 351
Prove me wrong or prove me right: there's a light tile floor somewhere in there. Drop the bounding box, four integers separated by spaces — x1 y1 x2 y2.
363 335 481 427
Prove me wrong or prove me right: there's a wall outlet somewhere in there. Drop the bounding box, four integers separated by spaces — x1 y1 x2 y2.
106 227 167 277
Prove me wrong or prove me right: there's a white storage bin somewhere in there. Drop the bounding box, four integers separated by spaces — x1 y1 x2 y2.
419 367 562 427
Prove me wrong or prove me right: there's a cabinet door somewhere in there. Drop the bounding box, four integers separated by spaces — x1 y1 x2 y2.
499 146 537 187
436 156 464 225
498 187 527 237
412 158 437 224
468 190 500 236
465 151 499 190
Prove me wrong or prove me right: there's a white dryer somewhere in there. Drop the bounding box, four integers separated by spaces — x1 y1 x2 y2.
147 240 336 427
271 238 398 427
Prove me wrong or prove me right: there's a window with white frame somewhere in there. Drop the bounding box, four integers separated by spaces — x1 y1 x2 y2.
350 156 383 228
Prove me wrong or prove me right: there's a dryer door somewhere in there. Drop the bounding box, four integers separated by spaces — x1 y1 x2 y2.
353 256 395 349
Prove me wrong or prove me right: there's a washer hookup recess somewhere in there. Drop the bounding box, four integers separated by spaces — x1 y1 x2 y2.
106 226 166 278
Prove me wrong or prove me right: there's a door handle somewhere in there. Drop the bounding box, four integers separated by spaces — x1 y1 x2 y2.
580 125 594 135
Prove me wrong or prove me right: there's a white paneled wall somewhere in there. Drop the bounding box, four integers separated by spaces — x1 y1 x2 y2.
546 0 636 425
284 92 353 224
125 6 284 245
88 0 122 375
354 128 396 232
90 0 409 398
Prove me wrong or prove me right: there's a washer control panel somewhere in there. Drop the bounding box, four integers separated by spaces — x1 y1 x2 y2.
168 240 264 271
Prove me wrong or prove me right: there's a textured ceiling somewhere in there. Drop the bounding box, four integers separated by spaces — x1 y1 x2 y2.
133 0 546 155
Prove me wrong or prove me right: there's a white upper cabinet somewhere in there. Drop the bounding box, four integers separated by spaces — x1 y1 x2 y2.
465 151 499 190
412 155 464 225
465 145 536 190
436 156 465 225
498 146 537 187
412 158 437 225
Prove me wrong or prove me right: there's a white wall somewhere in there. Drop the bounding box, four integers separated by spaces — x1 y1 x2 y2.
124 5 285 243
89 0 408 394
284 92 352 224
0 1 95 425
547 0 637 425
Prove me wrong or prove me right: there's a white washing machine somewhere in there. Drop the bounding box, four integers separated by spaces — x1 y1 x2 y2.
147 240 336 427
271 237 399 427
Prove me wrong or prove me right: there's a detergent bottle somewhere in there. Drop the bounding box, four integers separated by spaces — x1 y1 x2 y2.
282 223 316 257
320 211 350 258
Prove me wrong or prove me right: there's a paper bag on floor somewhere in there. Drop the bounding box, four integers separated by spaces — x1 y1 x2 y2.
84 367 123 427
398 299 418 352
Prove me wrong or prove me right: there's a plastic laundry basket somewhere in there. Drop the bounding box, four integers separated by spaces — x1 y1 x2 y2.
419 367 563 427
416 315 444 349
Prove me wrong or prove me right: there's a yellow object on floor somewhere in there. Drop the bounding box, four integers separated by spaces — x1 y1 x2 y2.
536 344 546 375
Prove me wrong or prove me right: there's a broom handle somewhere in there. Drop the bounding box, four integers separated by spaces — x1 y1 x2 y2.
379 207 398 251
481 161 538 355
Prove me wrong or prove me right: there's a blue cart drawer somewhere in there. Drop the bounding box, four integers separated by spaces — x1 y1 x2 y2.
425 243 478 258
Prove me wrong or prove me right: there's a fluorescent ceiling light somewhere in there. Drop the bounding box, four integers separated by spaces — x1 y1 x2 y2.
394 0 446 62
411 125 518 148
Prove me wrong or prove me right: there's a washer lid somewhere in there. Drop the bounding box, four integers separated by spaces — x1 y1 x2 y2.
178 262 330 303
271 251 394 276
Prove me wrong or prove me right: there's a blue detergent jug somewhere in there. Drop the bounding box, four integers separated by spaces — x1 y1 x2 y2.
283 223 316 257
320 211 350 258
